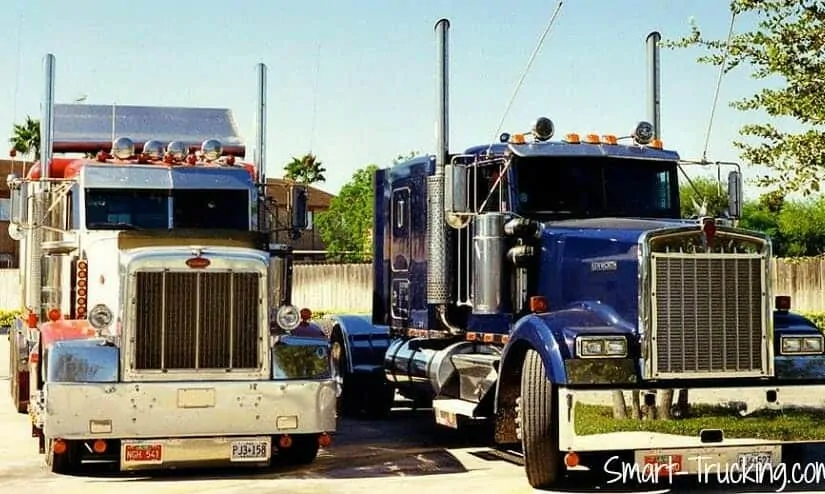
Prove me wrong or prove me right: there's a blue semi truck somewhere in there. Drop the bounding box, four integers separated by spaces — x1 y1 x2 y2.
328 19 825 489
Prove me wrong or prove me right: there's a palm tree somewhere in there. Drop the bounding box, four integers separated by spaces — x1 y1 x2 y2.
283 153 327 185
9 116 41 160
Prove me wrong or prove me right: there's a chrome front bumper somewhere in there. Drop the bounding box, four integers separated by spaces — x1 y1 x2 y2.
559 384 825 473
42 379 337 441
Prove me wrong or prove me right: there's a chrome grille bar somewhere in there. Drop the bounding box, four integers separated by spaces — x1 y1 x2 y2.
134 271 260 371
650 253 768 378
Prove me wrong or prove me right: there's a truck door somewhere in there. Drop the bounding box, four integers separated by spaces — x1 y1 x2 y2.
389 185 411 327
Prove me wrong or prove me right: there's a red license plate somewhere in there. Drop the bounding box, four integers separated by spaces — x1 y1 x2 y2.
643 454 682 474
124 444 163 463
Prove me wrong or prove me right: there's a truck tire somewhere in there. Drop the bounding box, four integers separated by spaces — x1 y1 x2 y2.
519 348 561 489
277 434 319 465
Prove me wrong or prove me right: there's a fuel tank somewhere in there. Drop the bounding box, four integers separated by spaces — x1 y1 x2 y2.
384 338 499 401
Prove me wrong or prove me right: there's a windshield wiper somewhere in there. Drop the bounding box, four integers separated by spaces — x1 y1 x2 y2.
86 222 143 230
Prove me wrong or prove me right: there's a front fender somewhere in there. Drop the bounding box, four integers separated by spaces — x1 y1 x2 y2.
327 314 390 375
499 308 638 386
773 310 825 380
502 313 568 384
271 334 332 380
45 338 118 383
40 319 96 349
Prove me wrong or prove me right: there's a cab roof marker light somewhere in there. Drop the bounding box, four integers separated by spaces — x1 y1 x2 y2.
563 133 580 144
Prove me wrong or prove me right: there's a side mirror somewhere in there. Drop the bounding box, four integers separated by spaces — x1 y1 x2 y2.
727 170 743 219
290 185 308 230
8 177 26 226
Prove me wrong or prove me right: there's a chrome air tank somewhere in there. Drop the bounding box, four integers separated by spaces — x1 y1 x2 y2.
472 212 508 314
384 338 487 401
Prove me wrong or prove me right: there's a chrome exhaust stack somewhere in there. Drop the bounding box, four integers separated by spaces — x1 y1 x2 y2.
41 54 56 178
646 31 661 140
254 62 268 231
426 18 452 306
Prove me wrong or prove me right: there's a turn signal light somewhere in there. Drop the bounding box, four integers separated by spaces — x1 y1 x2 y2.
300 308 312 322
52 438 67 455
564 451 580 468
776 295 791 312
92 439 107 454
318 433 332 448
279 435 293 449
47 308 61 322
529 296 548 313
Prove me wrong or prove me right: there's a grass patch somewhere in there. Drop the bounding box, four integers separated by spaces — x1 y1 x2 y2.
576 403 825 441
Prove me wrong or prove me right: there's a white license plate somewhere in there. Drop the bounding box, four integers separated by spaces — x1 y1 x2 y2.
230 440 270 462
738 452 772 468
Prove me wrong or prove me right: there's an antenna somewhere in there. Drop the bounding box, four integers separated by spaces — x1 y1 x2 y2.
477 1 564 212
111 102 117 142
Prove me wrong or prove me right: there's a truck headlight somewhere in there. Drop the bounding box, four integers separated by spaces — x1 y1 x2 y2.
276 305 301 332
780 335 824 355
88 304 113 330
575 335 627 358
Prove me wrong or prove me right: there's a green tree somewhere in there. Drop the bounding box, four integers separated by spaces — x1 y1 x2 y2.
664 2 825 196
679 176 729 218
284 153 327 184
9 115 40 160
316 165 378 262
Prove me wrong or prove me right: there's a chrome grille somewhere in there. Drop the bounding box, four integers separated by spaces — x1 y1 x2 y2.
651 254 766 378
134 271 261 370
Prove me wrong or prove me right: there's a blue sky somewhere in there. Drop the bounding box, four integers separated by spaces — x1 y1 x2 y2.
0 0 787 199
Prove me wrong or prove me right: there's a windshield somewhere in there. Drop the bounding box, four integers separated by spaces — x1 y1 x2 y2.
86 189 169 229
173 189 250 229
85 188 250 230
512 156 679 220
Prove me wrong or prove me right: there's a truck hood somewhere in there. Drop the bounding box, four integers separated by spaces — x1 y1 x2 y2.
536 217 699 331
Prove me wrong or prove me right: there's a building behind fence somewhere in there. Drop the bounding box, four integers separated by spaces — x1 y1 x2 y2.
2 258 825 312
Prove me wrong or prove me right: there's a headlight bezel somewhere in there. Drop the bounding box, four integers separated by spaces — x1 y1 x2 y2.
88 304 114 331
275 304 301 332
575 335 628 359
780 334 824 356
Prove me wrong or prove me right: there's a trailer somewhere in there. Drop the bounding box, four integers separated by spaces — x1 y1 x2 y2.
328 19 825 489
6 54 336 473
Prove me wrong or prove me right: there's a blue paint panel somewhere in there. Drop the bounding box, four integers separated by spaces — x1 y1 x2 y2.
330 314 391 375
385 156 436 332
371 168 390 326
775 357 825 380
466 313 511 334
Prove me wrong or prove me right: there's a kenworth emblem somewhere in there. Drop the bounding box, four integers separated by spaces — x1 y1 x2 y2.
590 260 618 272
